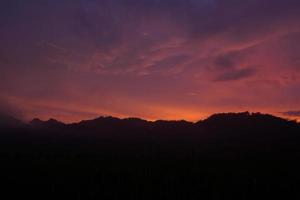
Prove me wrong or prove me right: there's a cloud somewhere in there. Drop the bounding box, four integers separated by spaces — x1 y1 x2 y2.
146 54 190 74
214 67 257 82
213 51 244 70
0 0 300 121
0 97 23 119
282 111 300 117
214 55 235 69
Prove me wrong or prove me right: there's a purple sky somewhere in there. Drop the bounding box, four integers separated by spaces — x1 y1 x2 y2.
0 0 300 122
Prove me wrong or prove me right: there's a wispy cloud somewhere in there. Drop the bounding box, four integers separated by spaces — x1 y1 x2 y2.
282 111 300 117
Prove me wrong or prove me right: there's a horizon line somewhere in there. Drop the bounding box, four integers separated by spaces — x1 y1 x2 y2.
26 111 299 125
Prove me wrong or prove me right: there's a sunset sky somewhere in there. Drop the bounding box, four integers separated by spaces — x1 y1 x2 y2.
0 0 300 122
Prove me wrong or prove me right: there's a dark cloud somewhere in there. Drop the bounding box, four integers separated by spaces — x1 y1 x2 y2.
215 67 256 82
282 111 300 117
213 51 243 69
214 55 235 69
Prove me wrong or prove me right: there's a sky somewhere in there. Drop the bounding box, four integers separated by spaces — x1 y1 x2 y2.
0 0 300 122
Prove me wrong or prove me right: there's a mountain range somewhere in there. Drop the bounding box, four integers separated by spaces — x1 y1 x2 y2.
1 111 299 156
1 112 300 199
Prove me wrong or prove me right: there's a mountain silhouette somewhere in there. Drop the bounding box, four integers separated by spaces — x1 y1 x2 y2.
30 118 65 128
27 111 298 131
25 112 299 142
1 112 300 199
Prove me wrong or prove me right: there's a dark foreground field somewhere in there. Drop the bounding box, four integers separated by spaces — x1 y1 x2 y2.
1 112 300 199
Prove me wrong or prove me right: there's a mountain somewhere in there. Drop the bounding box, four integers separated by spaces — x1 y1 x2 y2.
27 112 299 138
1 112 300 199
22 112 300 150
30 118 66 128
197 112 299 139
3 111 300 157
28 111 298 130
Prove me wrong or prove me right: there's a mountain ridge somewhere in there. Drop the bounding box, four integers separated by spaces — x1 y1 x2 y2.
26 111 298 128
1 111 299 144
27 111 299 125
